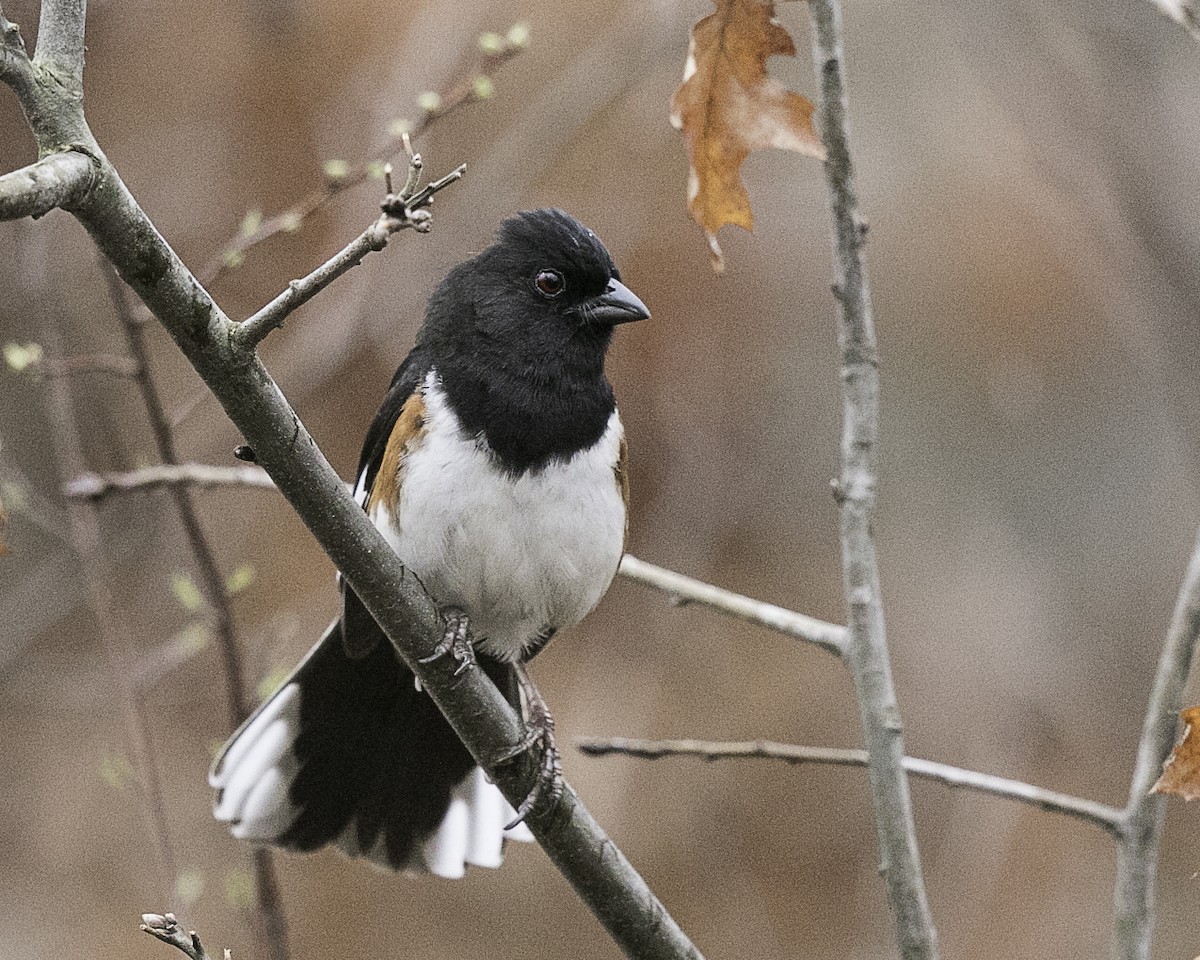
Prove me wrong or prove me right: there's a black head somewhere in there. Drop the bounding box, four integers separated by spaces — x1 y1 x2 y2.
421 209 649 376
420 209 649 472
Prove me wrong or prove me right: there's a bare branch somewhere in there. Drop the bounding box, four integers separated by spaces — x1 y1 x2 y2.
102 268 290 960
200 27 526 284
577 737 1125 835
0 150 94 220
33 0 87 86
235 159 465 349
1113 526 1200 960
65 463 276 500
808 2 939 956
141 913 230 960
618 555 846 657
0 3 33 91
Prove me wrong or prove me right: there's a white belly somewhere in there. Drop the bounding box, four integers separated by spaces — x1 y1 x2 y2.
376 373 626 662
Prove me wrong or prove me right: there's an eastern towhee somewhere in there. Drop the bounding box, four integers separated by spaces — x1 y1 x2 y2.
210 209 650 877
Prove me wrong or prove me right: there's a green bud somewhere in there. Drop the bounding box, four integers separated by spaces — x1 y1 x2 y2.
472 76 495 100
417 91 442 114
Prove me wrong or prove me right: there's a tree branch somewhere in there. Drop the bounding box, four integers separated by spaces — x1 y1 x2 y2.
808 2 939 957
4 16 701 960
200 26 526 284
141 913 230 960
617 555 846 657
65 463 277 500
576 737 1125 836
1112 526 1200 960
102 268 290 960
235 159 465 349
0 149 94 220
33 0 87 86
0 3 34 95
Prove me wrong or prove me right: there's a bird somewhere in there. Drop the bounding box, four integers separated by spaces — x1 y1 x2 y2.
209 208 650 878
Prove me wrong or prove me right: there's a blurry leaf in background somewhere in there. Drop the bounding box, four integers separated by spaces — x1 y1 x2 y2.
170 572 204 613
98 750 135 792
175 867 206 907
1153 706 1200 800
3 342 43 374
225 563 256 596
670 0 825 271
223 867 255 911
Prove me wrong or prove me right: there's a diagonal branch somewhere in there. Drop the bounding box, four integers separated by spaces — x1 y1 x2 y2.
0 150 95 220
235 159 465 349
1112 526 1200 960
200 26 526 284
808 2 939 957
576 737 1125 836
141 913 229 960
33 0 87 85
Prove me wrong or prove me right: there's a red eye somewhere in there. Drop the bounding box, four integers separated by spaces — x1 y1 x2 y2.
535 269 565 298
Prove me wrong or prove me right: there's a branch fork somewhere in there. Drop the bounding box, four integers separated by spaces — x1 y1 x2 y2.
234 153 465 350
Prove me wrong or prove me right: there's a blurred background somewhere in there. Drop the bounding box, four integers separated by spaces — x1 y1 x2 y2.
3 0 1200 957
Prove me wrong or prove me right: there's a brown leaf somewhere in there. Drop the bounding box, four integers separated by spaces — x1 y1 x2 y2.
670 0 825 271
1152 705 1200 800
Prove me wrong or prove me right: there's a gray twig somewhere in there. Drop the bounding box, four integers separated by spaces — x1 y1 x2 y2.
200 27 525 284
65 463 277 500
3 10 701 960
1112 527 1200 960
101 269 290 960
1146 0 1200 39
618 555 846 657
235 159 464 349
577 737 1124 835
0 150 95 220
141 913 231 960
808 2 939 957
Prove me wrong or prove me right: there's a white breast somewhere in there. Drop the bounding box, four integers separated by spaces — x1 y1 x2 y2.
370 371 626 662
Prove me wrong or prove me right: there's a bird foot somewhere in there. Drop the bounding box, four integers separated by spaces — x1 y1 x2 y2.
418 608 475 676
498 663 563 828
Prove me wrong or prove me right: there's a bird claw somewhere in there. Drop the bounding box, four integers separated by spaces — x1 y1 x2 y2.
499 665 562 828
418 609 475 675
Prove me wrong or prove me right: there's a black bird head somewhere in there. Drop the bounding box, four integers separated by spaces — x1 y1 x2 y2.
422 208 649 376
420 209 649 472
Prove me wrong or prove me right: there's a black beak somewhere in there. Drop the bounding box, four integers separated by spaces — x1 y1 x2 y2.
584 279 651 325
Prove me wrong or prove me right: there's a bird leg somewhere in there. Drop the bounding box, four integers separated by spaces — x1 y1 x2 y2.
418 607 475 676
497 661 562 828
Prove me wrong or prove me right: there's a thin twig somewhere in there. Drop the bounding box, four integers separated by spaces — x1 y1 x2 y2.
41 314 177 895
808 2 939 957
235 159 465 349
0 150 95 220
65 463 277 500
141 913 230 960
1112 526 1200 960
576 737 1124 836
102 268 290 960
199 27 526 285
618 555 846 657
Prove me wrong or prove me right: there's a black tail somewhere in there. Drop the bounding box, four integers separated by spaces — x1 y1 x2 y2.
211 622 532 874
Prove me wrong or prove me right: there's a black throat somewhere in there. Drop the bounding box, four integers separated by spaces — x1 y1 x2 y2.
435 340 616 476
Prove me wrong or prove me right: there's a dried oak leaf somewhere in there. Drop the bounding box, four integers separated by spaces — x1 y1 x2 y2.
670 0 825 271
1152 705 1200 800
